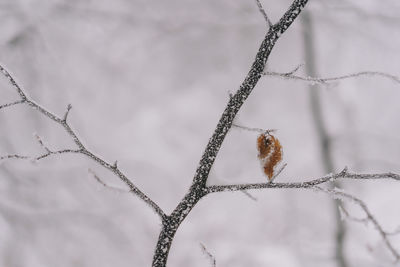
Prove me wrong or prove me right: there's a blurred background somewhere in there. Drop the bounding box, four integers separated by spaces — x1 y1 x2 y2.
1 0 400 266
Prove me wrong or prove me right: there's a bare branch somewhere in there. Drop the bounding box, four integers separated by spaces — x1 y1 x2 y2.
387 226 400 236
206 167 400 262
0 100 26 110
0 63 28 100
63 104 72 122
241 190 258 201
255 0 273 28
88 168 130 193
34 134 51 153
232 123 276 134
271 162 287 181
315 186 400 262
200 243 216 267
206 168 400 193
0 154 29 161
338 204 368 224
154 1 310 264
0 63 166 221
0 147 82 162
265 68 400 85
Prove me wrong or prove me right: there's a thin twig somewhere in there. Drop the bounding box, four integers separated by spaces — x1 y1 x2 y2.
232 123 276 134
315 186 400 262
0 154 29 161
0 63 28 100
0 100 26 110
0 148 82 162
200 243 216 267
338 203 368 224
265 68 400 85
88 168 130 193
241 190 258 201
255 0 273 27
0 62 166 221
387 226 400 236
271 162 287 181
63 104 72 122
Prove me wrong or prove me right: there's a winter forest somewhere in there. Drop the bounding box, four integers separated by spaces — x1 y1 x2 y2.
1 0 400 266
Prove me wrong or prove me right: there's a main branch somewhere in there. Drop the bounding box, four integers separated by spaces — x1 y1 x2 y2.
152 0 309 266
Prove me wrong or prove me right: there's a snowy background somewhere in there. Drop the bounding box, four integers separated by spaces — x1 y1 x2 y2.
1 0 400 266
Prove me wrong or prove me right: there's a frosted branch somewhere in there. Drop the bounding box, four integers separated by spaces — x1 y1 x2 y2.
206 168 400 261
206 167 400 193
0 148 81 162
255 0 273 28
315 186 400 262
0 100 26 110
154 1 310 264
0 63 28 100
200 243 216 267
232 123 276 134
0 154 29 161
0 63 166 221
264 67 400 85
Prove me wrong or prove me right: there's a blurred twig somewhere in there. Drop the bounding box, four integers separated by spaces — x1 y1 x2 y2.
316 186 400 261
200 243 216 267
254 0 273 28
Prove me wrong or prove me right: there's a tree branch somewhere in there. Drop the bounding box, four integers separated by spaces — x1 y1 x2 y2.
255 0 273 28
153 1 309 265
206 168 400 193
264 65 400 85
88 168 131 193
206 168 400 262
200 243 216 267
0 62 166 221
0 100 26 110
316 186 400 262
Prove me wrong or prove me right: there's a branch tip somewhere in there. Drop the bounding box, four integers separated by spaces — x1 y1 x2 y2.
340 166 348 176
63 104 72 122
199 242 216 267
0 62 28 100
113 160 118 169
232 123 277 134
34 134 51 153
255 0 273 27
